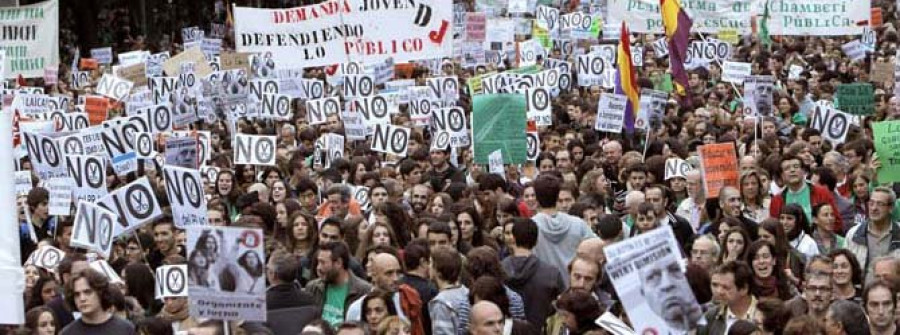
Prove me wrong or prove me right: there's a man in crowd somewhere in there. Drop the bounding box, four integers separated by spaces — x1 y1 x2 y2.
530 175 596 284
307 242 372 326
702 261 758 335
61 269 135 334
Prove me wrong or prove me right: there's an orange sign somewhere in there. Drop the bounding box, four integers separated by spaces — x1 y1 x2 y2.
872 8 883 27
394 63 415 79
79 58 99 70
84 95 109 125
699 143 739 198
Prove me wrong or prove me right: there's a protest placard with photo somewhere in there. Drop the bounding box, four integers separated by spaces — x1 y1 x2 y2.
187 226 266 321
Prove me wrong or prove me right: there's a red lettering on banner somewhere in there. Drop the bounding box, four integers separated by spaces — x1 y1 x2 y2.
272 0 352 24
429 20 449 43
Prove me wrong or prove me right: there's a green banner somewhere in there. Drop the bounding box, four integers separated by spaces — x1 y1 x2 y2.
473 94 528 164
835 83 874 116
873 121 900 183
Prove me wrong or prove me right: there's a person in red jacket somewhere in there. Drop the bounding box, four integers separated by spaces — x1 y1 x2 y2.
770 153 843 233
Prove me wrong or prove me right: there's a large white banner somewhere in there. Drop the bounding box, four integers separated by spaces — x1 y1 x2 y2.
234 1 453 69
761 0 869 36
0 0 59 78
607 0 753 34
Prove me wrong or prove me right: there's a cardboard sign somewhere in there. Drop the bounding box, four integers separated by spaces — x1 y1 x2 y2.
100 119 145 174
146 52 171 78
118 50 150 66
97 177 163 237
685 40 731 65
65 155 107 203
71 201 118 258
90 260 124 285
665 158 693 180
595 93 627 133
743 75 775 117
636 89 667 130
699 143 739 198
219 52 252 72
874 121 900 183
306 97 340 125
871 61 894 84
165 136 199 169
149 77 177 104
370 123 411 157
156 264 189 298
576 54 611 87
116 62 148 87
431 130 452 152
234 134 277 166
95 74 134 101
163 165 208 228
810 104 852 145
22 131 66 179
133 132 157 159
298 78 325 100
79 58 98 70
354 95 391 130
488 149 505 174
163 48 213 77
861 26 876 52
426 76 460 102
48 177 73 216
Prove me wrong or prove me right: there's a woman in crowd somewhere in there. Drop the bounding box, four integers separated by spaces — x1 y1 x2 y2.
829 248 864 302
720 227 752 263
746 240 796 301
779 204 819 259
24 306 57 335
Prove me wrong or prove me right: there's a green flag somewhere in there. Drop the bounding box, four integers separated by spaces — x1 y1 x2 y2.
760 0 772 49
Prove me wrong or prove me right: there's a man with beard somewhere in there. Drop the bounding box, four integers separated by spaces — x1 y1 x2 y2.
306 242 372 327
785 256 833 323
149 216 185 270
409 184 432 215
640 256 703 332
769 153 843 233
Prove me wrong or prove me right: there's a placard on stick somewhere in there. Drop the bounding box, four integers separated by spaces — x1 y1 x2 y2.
699 143 739 198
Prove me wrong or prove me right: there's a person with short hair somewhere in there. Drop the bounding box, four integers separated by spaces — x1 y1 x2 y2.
864 280 897 335
825 299 870 335
529 175 596 285
61 269 135 335
307 242 373 327
846 187 900 282
701 261 758 335
428 246 469 335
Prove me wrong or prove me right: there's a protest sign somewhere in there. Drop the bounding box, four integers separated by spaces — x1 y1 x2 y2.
810 104 852 145
685 40 732 66
156 265 189 299
165 136 199 169
636 89 667 130
90 47 113 65
871 61 894 84
699 143 739 198
431 107 470 148
526 132 540 161
343 74 376 98
743 76 775 117
835 83 874 116
100 118 146 174
604 226 701 335
188 226 266 321
22 131 66 179
71 201 118 258
426 76 460 102
595 93 627 133
47 177 72 216
576 53 609 87
15 171 32 196
466 13 486 42
472 94 527 164
0 0 59 78
370 123 411 157
43 66 58 85
27 246 64 272
219 52 251 73
163 48 213 77
525 87 552 125
234 1 453 69
488 149 504 177
306 97 340 126
721 61 751 84
665 159 694 181
761 0 869 36
234 134 277 166
119 50 150 66
64 155 106 203
90 260 124 285
96 177 163 237
96 74 134 101
874 121 900 183
789 64 804 80
609 0 751 34
842 40 866 63
861 26 876 52
145 52 170 77
259 93 293 120
116 62 148 87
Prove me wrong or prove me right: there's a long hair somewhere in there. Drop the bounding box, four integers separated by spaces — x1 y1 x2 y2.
355 222 401 260
373 202 412 247
285 211 318 255
720 227 752 263
25 306 57 335
779 203 811 241
123 262 156 312
745 240 792 301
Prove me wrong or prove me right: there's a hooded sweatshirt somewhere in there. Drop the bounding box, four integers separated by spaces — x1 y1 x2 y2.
531 211 596 285
502 254 565 330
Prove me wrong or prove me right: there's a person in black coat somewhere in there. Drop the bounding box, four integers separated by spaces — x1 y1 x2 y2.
266 252 315 310
501 218 565 330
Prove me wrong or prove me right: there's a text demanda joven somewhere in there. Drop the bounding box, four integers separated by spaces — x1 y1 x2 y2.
269 0 424 24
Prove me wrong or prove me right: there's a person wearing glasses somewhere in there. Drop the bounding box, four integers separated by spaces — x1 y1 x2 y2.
846 186 900 282
784 256 834 324
769 153 844 234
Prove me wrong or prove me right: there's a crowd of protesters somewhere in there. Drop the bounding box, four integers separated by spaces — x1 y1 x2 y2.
11 0 900 335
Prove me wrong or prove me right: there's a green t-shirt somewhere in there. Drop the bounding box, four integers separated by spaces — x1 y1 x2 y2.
322 282 350 326
784 183 813 223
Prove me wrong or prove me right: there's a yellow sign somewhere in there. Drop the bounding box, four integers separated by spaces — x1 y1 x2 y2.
718 29 739 44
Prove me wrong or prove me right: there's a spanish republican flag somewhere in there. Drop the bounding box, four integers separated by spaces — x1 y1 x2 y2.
660 0 693 98
615 22 639 134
